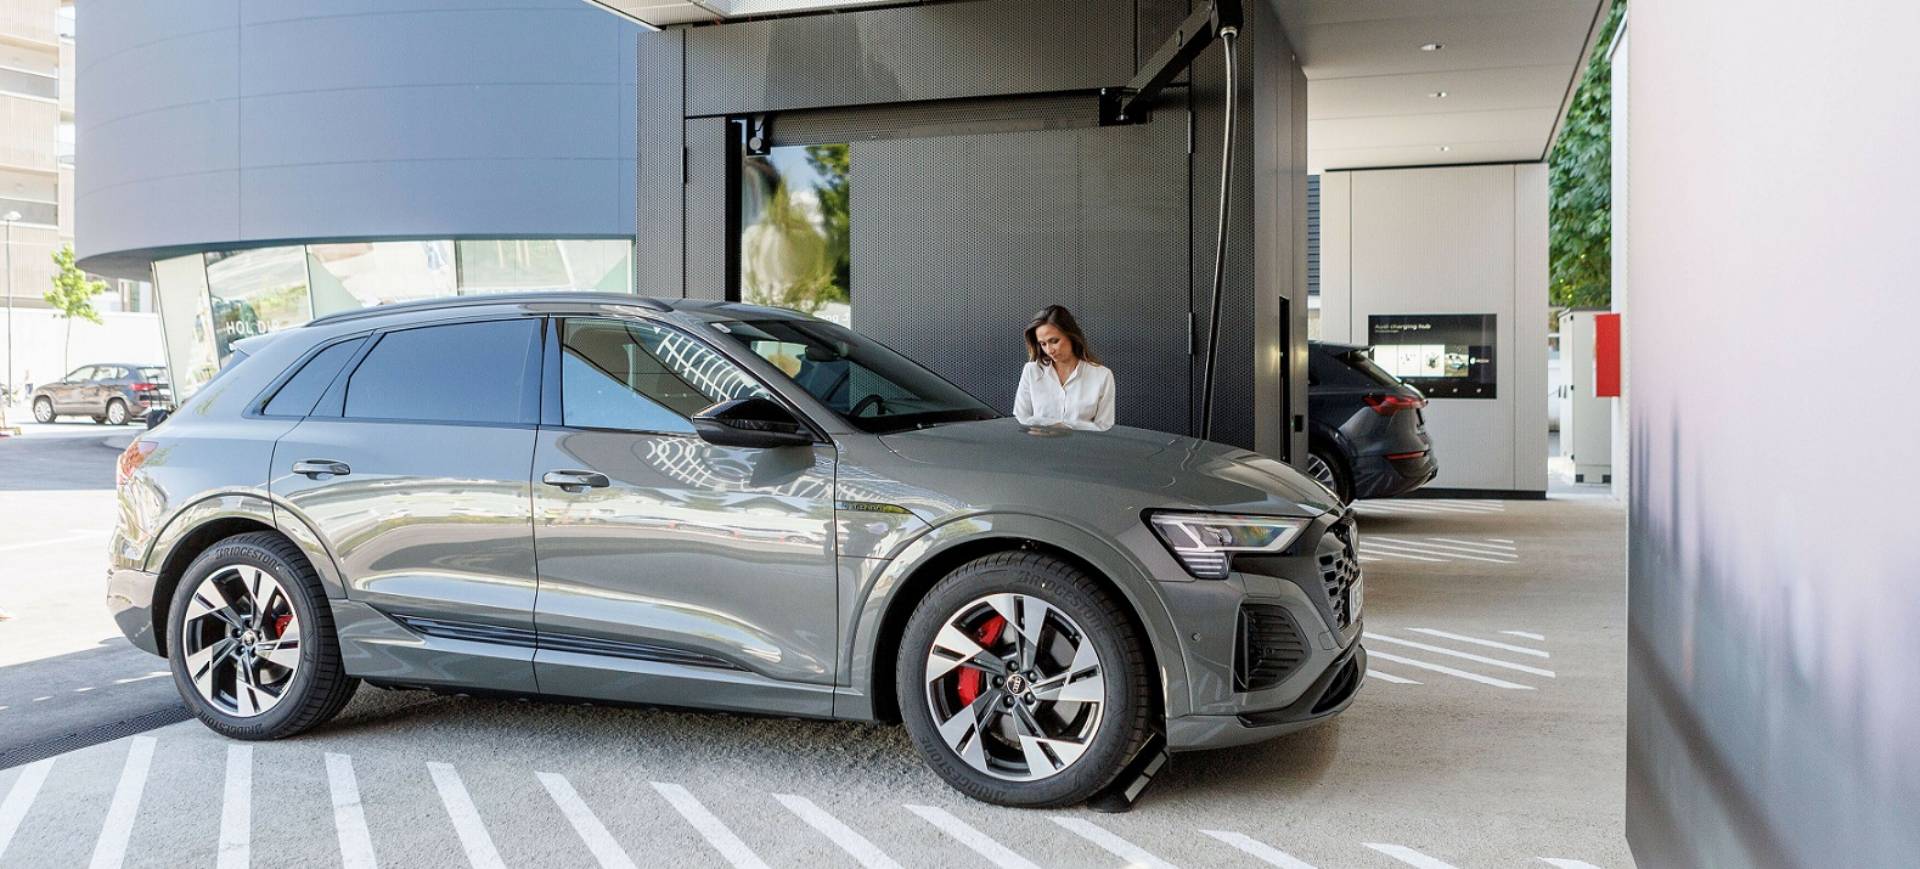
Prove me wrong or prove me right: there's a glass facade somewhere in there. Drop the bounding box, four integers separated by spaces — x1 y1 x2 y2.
738 144 850 326
151 238 635 400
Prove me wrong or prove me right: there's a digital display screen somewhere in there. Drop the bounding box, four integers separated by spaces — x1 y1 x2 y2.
1367 313 1498 399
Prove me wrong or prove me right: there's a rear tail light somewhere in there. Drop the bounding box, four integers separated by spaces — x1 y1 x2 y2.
1386 450 1429 461
131 382 158 392
117 440 156 488
1364 393 1427 415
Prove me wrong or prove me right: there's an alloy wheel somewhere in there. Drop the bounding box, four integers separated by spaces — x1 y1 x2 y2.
180 564 302 717
106 400 128 425
1306 453 1339 493
923 593 1105 782
32 398 52 423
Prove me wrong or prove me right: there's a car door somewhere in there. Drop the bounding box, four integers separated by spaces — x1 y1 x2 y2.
530 315 839 716
270 317 544 692
50 366 94 412
89 366 125 414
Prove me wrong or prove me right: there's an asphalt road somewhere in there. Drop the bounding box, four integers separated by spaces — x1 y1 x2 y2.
0 424 1633 867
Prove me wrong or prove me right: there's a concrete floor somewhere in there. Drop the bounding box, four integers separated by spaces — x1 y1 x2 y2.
0 427 1629 867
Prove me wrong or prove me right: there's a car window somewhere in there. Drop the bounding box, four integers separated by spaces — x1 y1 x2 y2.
714 318 998 434
344 320 539 424
99 366 127 381
263 339 365 417
559 318 769 433
136 367 167 383
65 366 96 382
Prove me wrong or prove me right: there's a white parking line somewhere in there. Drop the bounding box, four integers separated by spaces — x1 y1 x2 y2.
905 804 1040 869
775 794 902 869
538 772 637 869
74 686 95 693
1539 860 1605 868
1407 628 1550 658
1366 634 1556 678
88 735 155 869
325 753 378 869
30 696 49 702
652 782 770 869
428 762 506 869
1365 650 1534 690
1502 630 1546 641
0 758 53 861
1356 545 1447 563
1053 817 1178 869
1489 538 1516 543
0 531 108 553
1367 668 1421 685
1201 830 1317 868
1366 842 1462 869
112 673 169 685
1426 537 1517 552
1366 539 1517 564
219 745 251 869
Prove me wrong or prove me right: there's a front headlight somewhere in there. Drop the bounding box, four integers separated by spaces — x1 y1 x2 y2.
1146 512 1311 579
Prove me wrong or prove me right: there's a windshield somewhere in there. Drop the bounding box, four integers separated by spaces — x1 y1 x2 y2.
714 318 999 434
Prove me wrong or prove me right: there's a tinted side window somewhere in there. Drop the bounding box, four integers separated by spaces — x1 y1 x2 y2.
560 318 768 433
263 339 364 417
345 320 539 424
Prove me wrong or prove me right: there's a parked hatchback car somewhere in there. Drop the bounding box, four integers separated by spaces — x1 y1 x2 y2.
108 293 1366 807
1306 341 1438 503
30 363 171 425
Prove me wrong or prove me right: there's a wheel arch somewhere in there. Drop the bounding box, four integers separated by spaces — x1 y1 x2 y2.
143 493 344 655
850 514 1185 726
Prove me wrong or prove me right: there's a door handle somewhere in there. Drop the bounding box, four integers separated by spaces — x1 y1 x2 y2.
292 460 352 479
542 469 611 492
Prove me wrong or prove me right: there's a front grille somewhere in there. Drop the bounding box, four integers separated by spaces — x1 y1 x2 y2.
1317 516 1362 629
1235 604 1310 692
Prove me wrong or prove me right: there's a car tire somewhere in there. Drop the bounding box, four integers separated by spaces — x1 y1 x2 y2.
31 397 53 423
1307 445 1353 504
106 399 129 426
166 531 359 740
897 551 1152 808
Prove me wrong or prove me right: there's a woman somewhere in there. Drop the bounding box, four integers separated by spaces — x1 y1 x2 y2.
1014 304 1115 431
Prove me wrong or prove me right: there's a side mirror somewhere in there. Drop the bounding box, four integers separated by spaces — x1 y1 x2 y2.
144 408 170 429
691 397 814 449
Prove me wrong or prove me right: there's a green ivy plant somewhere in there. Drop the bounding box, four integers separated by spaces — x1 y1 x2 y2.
1549 0 1626 312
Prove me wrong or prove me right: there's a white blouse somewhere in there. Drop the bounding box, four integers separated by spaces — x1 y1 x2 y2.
1014 360 1116 431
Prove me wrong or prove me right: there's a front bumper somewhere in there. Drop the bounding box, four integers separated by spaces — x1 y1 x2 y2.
1167 641 1366 750
107 567 163 656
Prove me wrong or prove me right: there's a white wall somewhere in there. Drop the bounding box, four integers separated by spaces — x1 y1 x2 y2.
0 308 163 400
1607 26 1630 502
1316 163 1549 495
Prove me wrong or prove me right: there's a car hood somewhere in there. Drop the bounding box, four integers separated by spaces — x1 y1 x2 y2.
877 418 1339 518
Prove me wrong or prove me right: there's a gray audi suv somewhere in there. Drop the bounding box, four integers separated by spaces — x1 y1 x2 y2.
107 292 1366 807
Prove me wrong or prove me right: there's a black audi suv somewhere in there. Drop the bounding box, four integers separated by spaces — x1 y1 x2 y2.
1305 341 1438 503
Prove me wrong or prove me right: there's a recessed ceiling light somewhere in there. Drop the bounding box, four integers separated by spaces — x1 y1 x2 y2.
1420 42 1444 51
1436 146 1452 152
1429 91 1449 98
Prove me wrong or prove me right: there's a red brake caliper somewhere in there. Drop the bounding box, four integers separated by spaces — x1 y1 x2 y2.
954 615 1007 705
273 614 293 638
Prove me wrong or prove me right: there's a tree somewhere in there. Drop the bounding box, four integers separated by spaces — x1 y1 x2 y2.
45 245 106 372
1549 0 1626 312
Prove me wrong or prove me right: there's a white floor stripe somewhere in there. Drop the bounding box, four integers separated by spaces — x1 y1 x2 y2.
1502 630 1546 641
428 762 506 869
652 782 770 869
775 794 901 869
88 735 155 869
1366 634 1556 677
1367 668 1421 685
1365 650 1534 690
1425 499 1506 510
326 754 378 869
1539 860 1605 868
1408 628 1550 658
112 673 168 685
538 772 637 869
74 686 95 693
1200 830 1317 868
1365 842 1462 869
905 804 1039 869
0 758 53 861
218 745 251 869
1053 817 1178 869
1355 545 1447 563
0 531 109 553
1367 539 1517 563
1489 538 1516 544
1425 537 1517 552
1357 555 1383 562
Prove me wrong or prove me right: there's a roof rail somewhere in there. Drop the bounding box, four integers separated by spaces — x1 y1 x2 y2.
303 291 670 328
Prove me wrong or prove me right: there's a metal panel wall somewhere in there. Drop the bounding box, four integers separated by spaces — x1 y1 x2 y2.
848 122 1191 434
681 0 1133 117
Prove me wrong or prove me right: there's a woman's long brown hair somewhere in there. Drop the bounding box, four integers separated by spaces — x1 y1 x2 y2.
1023 304 1100 367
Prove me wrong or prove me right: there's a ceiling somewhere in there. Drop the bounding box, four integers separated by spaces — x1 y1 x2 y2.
586 0 1609 171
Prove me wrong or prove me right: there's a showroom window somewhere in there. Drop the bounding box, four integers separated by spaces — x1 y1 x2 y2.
456 240 633 294
560 318 768 433
152 253 220 399
205 246 312 359
308 242 456 316
737 143 850 326
343 320 540 425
